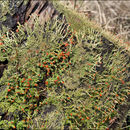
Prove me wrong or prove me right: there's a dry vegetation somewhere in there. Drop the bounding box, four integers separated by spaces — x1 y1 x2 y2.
59 0 130 43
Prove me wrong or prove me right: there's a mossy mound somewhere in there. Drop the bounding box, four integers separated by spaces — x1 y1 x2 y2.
0 1 129 129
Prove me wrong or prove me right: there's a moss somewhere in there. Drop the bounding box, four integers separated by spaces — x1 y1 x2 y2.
0 1 129 129
53 1 130 52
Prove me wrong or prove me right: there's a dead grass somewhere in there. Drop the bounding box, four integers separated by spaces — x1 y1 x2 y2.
59 0 130 44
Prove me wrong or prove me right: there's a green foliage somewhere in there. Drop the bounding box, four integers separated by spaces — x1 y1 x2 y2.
0 1 129 129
